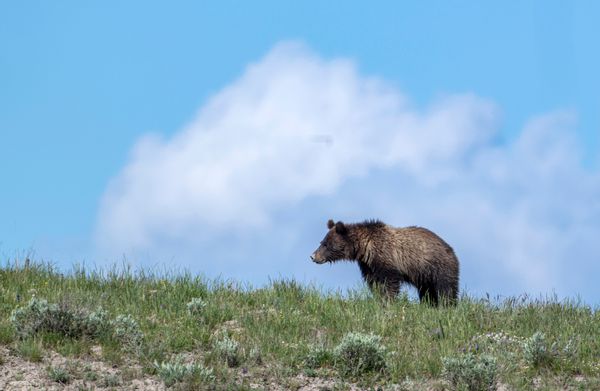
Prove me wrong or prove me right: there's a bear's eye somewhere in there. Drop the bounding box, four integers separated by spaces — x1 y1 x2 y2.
321 241 327 249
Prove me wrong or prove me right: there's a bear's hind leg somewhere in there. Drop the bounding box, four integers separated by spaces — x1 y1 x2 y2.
418 284 439 306
437 280 458 306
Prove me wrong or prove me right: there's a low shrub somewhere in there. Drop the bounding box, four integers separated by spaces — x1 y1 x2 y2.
101 373 122 387
154 356 215 387
522 332 555 369
442 353 497 391
304 344 332 369
47 366 71 384
213 335 241 367
249 346 263 365
112 314 144 353
10 297 110 339
333 332 387 377
186 297 207 317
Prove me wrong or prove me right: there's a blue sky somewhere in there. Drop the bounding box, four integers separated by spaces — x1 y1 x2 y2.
1 1 599 303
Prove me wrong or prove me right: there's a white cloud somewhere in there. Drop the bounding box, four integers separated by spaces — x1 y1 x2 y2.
95 41 600 300
357 111 600 296
95 42 497 250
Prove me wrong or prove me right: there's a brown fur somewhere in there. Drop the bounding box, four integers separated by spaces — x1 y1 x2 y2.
311 219 459 306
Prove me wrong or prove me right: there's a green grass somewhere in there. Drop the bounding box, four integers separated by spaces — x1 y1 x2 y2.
47 365 72 384
1 260 599 389
15 337 44 362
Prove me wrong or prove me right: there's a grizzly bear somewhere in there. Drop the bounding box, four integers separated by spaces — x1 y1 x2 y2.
310 219 459 306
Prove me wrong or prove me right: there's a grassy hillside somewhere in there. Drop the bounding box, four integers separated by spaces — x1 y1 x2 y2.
0 261 599 390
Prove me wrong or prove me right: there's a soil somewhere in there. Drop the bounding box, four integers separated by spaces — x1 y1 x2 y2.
0 345 164 391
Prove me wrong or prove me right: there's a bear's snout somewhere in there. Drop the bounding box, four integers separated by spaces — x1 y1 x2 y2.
310 251 326 264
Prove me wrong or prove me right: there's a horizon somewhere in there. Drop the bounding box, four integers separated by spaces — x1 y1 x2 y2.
4 257 595 309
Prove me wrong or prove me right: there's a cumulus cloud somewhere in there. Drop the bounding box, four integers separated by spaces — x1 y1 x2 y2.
95 41 600 299
95 42 497 249
360 111 600 297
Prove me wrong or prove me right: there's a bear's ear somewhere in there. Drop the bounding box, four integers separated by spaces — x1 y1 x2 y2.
327 219 335 229
335 221 347 235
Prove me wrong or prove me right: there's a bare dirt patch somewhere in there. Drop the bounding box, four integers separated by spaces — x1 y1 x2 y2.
0 345 164 390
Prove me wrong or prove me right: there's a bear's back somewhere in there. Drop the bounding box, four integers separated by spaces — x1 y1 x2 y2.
380 225 459 270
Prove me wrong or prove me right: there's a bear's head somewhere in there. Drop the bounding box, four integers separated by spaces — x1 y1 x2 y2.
310 219 352 264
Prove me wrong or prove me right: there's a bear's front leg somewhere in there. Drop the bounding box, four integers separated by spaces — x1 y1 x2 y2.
382 279 400 300
358 261 380 294
358 261 400 300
